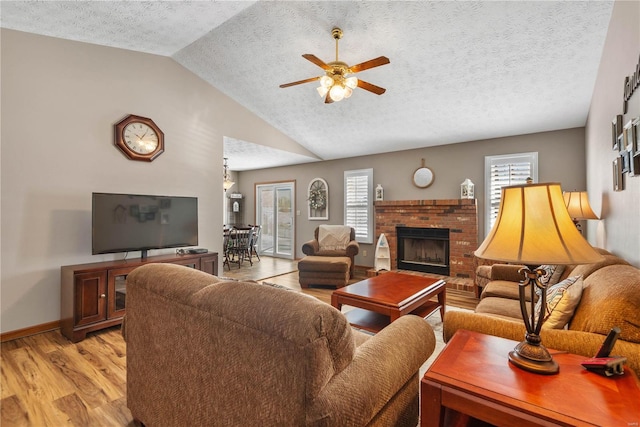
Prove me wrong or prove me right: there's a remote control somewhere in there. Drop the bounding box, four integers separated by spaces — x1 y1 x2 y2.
594 326 621 358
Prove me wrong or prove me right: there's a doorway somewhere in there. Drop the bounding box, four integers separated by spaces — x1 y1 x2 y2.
255 181 295 259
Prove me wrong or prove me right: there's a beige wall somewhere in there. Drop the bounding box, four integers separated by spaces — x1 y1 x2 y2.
585 0 640 267
236 127 586 267
0 30 301 333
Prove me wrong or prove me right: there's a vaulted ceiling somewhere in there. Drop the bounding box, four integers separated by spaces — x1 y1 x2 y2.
1 1 614 170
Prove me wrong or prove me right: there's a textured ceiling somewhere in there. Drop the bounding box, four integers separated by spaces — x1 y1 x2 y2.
1 1 614 171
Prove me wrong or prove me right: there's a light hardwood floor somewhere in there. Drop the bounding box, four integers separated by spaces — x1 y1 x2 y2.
1 257 478 427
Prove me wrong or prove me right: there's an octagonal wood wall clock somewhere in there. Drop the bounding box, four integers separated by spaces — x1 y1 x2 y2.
114 114 164 162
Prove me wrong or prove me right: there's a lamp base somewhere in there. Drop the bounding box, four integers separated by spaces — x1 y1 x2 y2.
509 340 559 375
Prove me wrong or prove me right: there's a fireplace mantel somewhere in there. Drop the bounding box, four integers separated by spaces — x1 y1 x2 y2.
374 199 478 291
375 199 476 208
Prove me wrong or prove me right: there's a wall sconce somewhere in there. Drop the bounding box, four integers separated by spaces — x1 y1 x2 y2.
223 157 235 192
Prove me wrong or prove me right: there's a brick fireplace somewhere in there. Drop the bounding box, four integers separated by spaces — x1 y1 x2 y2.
375 199 478 290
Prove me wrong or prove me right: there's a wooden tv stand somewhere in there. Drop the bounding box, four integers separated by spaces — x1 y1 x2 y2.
61 252 218 342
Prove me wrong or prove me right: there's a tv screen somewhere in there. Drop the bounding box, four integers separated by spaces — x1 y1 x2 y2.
92 192 198 257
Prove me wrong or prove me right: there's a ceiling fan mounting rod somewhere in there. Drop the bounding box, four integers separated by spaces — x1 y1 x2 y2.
332 27 343 62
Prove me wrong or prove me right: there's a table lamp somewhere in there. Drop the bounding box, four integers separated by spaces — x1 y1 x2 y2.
475 182 604 374
563 191 599 232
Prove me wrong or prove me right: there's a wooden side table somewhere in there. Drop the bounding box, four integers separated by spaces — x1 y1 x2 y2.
421 330 640 427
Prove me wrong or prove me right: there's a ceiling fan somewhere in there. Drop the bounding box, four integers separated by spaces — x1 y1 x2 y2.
279 27 390 104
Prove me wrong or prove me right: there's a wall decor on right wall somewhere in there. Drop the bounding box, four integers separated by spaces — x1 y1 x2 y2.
612 115 624 150
613 156 624 191
631 117 640 176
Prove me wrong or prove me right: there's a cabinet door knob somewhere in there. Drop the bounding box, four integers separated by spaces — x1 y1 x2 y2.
100 294 106 298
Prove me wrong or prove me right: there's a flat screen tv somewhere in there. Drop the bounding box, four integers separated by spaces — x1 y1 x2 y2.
92 192 198 258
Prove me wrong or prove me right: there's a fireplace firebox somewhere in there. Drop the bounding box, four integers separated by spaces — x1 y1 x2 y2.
396 227 450 275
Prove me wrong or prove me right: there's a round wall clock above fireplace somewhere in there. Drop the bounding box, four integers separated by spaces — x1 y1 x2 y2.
114 114 164 162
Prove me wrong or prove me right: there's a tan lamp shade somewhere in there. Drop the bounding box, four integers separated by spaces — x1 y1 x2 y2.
476 183 604 265
563 191 599 220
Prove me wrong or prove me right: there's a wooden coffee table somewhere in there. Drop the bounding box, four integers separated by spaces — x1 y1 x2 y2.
331 272 446 333
421 330 640 426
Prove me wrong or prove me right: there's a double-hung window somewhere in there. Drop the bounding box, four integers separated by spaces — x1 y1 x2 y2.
344 168 373 244
485 153 538 235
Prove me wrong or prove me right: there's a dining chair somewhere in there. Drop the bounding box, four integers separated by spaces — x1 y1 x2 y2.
248 224 261 262
222 230 231 270
228 227 253 268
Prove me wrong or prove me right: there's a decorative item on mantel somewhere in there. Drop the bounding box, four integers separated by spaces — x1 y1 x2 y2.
375 184 384 201
461 179 474 199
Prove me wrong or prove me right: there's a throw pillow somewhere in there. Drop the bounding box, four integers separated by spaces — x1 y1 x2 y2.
538 264 566 286
318 225 351 251
534 275 583 329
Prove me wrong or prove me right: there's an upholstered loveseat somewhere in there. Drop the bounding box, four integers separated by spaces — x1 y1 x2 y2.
124 263 435 427
444 248 640 377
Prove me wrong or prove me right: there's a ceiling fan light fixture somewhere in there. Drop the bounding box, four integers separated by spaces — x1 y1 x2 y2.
320 75 334 88
280 27 389 103
317 86 329 97
345 76 358 89
329 85 345 102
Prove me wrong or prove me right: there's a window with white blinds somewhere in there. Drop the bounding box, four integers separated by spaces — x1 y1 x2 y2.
484 153 538 235
344 168 373 244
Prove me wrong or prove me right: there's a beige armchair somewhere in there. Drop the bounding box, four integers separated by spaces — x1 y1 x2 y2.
125 263 435 427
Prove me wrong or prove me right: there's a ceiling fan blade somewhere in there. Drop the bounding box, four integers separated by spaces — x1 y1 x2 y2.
324 92 334 104
302 54 333 71
348 56 390 73
357 79 386 95
279 76 320 88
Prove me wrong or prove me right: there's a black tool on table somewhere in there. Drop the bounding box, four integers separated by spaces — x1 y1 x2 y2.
581 327 626 377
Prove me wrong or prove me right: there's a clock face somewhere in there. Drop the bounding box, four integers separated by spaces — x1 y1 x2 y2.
123 122 159 154
114 114 164 161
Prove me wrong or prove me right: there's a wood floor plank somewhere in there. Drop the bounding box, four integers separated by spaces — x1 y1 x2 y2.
88 396 134 427
4 346 76 426
2 388 71 427
53 392 90 427
48 348 118 409
9 346 75 402
1 348 28 400
22 331 66 355
1 395 30 427
76 327 127 394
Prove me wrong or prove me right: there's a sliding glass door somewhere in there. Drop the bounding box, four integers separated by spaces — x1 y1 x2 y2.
255 181 295 259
